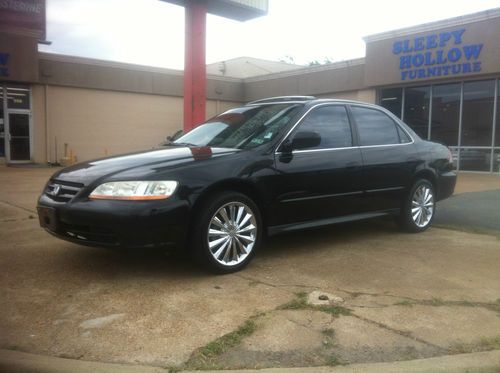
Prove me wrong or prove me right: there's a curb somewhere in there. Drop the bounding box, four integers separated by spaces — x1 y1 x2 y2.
1 349 499 373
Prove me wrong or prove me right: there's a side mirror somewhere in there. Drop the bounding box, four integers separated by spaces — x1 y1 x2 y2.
289 131 321 151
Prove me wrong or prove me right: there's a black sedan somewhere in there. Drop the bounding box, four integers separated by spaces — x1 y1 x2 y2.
37 96 456 273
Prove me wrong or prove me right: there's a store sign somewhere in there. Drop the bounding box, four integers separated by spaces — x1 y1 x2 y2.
0 0 46 40
392 28 483 81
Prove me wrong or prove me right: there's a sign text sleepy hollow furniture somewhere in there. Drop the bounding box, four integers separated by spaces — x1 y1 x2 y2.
392 29 483 81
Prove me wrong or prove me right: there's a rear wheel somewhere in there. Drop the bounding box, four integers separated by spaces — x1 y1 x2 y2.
191 192 262 273
399 179 436 233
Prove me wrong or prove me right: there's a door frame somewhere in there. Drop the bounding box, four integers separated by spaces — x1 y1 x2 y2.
2 85 34 163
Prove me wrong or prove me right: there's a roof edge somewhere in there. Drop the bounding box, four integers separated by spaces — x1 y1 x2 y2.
363 7 500 43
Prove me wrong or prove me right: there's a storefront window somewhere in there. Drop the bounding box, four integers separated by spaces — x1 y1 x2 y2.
403 86 430 140
459 148 492 172
461 80 495 147
430 83 461 146
379 88 402 118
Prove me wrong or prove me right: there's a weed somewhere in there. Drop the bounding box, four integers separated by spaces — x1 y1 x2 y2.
186 315 260 370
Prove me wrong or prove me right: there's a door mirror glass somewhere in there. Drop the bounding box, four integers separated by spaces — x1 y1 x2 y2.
291 131 321 150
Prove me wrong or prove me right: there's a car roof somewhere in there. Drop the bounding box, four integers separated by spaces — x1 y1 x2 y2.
245 95 380 108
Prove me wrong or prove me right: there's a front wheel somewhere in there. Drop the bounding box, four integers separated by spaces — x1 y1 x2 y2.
191 192 262 274
398 179 436 233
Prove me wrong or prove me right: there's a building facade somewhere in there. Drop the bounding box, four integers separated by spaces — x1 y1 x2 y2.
1 7 499 172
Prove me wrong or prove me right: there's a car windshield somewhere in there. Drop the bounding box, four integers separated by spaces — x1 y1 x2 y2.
173 103 303 149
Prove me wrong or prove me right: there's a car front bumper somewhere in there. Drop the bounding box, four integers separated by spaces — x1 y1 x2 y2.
37 194 190 249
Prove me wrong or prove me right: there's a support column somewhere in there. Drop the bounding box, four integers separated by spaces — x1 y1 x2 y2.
184 0 207 132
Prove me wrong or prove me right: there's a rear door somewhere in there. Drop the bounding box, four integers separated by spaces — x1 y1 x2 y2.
348 104 418 212
270 104 364 227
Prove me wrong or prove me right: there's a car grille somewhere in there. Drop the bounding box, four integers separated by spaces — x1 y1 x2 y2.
45 180 84 202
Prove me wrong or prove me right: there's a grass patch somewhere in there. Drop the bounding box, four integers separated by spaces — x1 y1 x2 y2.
278 292 351 317
450 336 500 354
321 328 336 338
326 355 347 366
395 300 415 306
186 315 260 370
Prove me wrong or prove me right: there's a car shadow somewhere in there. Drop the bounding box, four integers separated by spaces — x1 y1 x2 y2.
48 218 399 279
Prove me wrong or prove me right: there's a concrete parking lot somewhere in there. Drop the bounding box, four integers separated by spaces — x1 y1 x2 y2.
0 166 499 371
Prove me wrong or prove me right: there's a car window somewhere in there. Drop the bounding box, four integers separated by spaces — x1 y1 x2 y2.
351 106 401 146
293 105 352 150
174 104 302 150
396 125 412 143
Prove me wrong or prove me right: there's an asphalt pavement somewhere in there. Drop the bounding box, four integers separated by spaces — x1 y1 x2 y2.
435 189 500 233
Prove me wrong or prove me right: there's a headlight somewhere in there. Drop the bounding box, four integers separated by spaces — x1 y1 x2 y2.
89 181 178 200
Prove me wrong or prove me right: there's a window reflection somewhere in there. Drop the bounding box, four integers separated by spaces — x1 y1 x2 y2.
461 80 495 147
403 86 430 140
379 88 402 118
430 83 461 146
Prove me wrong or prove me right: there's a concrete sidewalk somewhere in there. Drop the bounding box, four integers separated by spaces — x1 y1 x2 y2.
1 349 500 373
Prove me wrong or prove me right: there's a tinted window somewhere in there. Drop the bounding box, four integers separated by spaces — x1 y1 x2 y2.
351 106 400 146
396 125 412 143
293 105 352 149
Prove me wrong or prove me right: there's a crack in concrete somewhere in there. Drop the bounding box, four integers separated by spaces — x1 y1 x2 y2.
350 313 446 352
1 217 35 223
0 200 36 214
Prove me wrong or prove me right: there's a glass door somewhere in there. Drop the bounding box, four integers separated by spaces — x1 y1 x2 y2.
8 113 31 161
3 85 32 162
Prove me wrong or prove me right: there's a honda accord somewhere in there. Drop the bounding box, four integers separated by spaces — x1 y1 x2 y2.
37 96 456 273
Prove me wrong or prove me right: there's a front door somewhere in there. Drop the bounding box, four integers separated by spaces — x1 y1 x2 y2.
269 104 364 228
7 113 31 161
3 85 32 163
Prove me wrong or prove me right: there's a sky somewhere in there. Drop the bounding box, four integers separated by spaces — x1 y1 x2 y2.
39 0 500 69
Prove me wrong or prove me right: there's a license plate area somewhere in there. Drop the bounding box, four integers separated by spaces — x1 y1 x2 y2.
37 206 59 232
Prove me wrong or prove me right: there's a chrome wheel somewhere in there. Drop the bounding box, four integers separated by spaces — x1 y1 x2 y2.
411 184 434 228
207 202 257 266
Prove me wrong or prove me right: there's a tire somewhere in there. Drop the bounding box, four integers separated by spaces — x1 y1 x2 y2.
398 179 436 233
190 191 262 274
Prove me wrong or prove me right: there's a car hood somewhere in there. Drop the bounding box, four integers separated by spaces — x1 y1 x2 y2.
51 146 239 185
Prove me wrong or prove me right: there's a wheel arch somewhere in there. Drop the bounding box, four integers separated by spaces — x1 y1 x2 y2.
188 179 267 233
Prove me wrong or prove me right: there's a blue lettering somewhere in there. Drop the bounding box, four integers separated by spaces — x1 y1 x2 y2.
462 62 472 74
401 71 409 80
463 44 483 60
436 50 447 64
442 65 451 75
408 70 417 80
427 67 437 77
451 64 461 74
412 54 425 67
426 35 438 49
448 48 462 63
451 29 465 44
403 40 413 53
417 69 426 78
400 55 412 69
424 51 436 65
473 61 481 72
439 32 452 47
0 52 9 66
414 37 425 51
393 41 403 54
